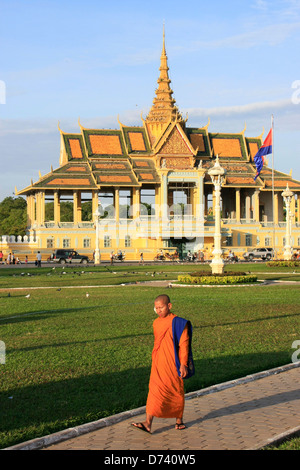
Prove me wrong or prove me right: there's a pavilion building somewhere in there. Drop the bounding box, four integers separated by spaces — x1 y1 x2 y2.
13 32 300 261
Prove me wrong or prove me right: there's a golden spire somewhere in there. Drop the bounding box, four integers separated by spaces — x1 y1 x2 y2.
146 26 183 141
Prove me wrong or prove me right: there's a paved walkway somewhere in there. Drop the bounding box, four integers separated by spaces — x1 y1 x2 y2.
7 362 300 451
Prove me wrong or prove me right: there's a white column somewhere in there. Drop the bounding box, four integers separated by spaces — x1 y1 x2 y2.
282 185 294 260
208 156 226 274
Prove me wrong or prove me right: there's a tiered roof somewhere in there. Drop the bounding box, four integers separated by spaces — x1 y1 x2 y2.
17 31 300 196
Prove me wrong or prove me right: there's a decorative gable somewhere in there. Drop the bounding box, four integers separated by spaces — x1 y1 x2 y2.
158 126 194 155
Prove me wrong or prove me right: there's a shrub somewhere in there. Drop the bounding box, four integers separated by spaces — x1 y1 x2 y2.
266 261 300 268
189 271 247 277
177 273 258 285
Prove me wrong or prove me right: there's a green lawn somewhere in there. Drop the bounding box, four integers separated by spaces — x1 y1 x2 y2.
0 261 299 288
266 436 300 450
0 263 299 448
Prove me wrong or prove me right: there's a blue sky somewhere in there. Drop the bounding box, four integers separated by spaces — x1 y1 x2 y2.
1 0 300 200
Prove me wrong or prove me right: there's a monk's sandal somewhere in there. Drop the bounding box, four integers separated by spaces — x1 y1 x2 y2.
175 422 187 430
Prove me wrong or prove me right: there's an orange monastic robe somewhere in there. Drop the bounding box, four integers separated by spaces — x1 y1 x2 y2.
146 313 189 418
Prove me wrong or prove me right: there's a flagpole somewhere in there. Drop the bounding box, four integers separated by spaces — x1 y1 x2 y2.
271 114 275 259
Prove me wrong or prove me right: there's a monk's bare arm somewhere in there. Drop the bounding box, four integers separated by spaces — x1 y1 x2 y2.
179 325 189 378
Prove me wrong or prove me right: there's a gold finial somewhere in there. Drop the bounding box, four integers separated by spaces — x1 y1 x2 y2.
117 114 125 128
57 121 64 134
145 25 182 132
241 122 246 134
203 117 210 130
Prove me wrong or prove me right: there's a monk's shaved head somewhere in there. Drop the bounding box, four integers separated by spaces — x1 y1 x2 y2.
155 294 170 305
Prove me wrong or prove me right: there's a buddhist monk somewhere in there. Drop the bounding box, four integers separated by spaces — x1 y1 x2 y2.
132 294 193 433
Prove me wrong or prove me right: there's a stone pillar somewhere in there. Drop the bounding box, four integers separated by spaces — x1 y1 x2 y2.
133 188 140 219
115 187 120 222
290 197 296 225
36 191 45 226
41 191 45 226
161 172 168 220
196 174 204 236
54 191 60 225
26 195 35 227
155 185 160 217
92 191 98 222
73 191 79 224
236 189 240 222
254 190 260 222
33 194 37 224
35 192 41 225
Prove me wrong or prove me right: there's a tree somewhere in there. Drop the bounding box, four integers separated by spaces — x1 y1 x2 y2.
81 201 92 221
0 196 27 236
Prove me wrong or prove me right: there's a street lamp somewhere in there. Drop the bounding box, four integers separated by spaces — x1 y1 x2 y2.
281 184 294 260
94 205 101 265
208 155 227 274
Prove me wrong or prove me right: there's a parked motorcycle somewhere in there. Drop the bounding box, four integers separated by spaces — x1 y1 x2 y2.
113 251 125 262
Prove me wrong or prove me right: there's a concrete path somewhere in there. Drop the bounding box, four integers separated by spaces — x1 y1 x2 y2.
7 362 300 451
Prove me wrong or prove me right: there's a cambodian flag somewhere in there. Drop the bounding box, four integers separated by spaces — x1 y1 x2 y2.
253 128 273 180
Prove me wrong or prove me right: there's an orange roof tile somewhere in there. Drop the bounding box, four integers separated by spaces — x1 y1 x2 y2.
140 173 154 180
47 178 91 186
249 142 259 160
94 162 126 170
222 163 249 172
69 139 83 159
189 134 206 152
89 135 123 155
265 180 300 188
66 166 86 172
98 175 132 183
212 138 242 158
226 177 256 185
128 132 146 151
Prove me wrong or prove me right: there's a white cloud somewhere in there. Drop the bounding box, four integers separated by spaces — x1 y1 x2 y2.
184 98 293 118
251 0 269 11
190 21 300 49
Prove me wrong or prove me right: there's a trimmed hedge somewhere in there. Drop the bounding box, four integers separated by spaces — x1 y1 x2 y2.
266 261 300 268
189 271 247 277
177 273 258 285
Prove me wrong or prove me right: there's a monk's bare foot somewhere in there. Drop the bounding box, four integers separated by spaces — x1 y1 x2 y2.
131 422 151 433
